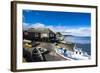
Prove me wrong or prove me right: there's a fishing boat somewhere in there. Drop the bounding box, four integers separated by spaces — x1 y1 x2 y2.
55 44 90 60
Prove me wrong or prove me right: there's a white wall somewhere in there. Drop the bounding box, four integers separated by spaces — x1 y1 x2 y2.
0 0 99 73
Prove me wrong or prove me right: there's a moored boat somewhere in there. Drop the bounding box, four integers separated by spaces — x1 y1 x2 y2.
55 44 90 60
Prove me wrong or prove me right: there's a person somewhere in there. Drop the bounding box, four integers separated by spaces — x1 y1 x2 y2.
64 49 67 54
63 49 68 57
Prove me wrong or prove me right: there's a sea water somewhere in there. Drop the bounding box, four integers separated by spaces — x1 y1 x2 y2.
64 36 91 55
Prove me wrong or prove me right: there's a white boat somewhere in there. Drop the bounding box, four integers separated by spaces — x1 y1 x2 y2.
55 44 90 60
55 48 73 60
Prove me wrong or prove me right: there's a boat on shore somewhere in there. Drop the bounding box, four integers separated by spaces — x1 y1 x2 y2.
55 44 90 60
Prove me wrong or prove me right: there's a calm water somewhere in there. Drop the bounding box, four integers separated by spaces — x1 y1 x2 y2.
64 36 91 55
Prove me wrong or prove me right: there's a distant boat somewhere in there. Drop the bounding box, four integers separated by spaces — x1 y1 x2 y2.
55 44 90 60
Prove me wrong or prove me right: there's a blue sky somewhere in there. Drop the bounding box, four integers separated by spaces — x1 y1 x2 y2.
23 10 91 36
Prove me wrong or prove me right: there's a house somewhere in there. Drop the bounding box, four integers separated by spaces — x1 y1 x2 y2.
23 28 57 42
56 32 64 41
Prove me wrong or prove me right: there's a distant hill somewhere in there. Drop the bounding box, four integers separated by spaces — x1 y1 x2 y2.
63 35 74 37
63 35 90 38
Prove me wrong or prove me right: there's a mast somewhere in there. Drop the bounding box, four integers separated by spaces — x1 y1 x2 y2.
73 43 76 50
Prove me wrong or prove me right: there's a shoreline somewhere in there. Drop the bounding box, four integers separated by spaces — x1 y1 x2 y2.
23 41 75 62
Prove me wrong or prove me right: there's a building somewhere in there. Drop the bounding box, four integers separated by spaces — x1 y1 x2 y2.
56 32 64 41
23 28 57 42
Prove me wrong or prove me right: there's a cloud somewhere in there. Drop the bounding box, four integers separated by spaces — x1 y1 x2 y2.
63 27 91 36
29 23 45 28
46 25 67 32
23 23 30 30
23 23 91 36
23 23 45 30
47 25 91 37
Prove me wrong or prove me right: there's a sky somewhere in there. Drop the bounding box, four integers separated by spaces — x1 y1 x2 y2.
23 10 91 36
